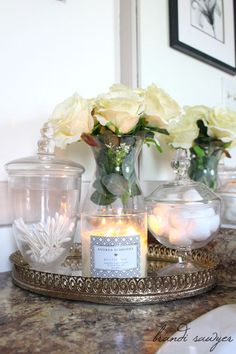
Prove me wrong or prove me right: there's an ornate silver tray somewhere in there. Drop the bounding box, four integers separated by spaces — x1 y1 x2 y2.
10 243 218 305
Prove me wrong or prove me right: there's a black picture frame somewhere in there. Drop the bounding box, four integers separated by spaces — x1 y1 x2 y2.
169 0 236 75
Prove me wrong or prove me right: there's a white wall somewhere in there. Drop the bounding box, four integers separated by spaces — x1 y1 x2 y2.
138 0 236 187
0 0 119 271
0 0 119 182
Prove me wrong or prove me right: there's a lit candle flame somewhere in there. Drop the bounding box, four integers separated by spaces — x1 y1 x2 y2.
60 201 68 216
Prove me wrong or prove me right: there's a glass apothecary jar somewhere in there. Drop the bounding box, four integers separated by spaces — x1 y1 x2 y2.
146 149 221 274
5 123 84 271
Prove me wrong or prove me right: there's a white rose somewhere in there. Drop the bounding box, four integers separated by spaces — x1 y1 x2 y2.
167 114 200 149
207 107 236 144
93 84 143 134
167 105 211 149
49 93 94 149
141 84 181 128
183 105 210 124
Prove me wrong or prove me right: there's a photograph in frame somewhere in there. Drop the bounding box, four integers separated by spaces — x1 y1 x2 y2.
169 0 236 75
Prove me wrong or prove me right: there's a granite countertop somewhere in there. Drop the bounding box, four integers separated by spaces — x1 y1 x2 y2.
0 229 236 354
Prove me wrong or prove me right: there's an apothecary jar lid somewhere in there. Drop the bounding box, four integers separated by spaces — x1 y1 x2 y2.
146 149 220 205
5 123 84 177
146 178 220 204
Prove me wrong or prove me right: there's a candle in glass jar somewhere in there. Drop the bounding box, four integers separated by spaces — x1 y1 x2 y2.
81 213 147 278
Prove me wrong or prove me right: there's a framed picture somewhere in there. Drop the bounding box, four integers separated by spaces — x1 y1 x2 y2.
169 0 236 75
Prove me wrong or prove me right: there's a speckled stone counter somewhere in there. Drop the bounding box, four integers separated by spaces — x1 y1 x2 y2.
0 229 236 354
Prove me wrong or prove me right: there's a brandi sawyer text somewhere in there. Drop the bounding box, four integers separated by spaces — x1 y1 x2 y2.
153 322 234 352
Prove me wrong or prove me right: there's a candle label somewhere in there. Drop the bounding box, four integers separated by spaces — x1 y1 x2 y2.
90 235 141 278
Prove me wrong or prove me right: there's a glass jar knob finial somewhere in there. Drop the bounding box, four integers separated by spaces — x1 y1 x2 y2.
37 122 55 157
171 148 190 182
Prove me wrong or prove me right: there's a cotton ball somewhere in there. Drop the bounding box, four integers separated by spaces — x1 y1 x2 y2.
185 207 219 241
169 209 190 229
150 205 171 235
168 227 192 247
183 189 202 201
204 207 215 217
190 207 211 218
148 215 160 236
186 206 215 219
209 214 220 232
153 205 171 216
148 214 169 237
187 219 211 241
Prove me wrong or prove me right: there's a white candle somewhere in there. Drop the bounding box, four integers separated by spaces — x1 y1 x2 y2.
81 213 147 278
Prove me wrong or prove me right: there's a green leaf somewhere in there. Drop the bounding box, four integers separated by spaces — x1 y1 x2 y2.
120 136 135 146
144 137 162 152
102 173 128 196
91 123 102 135
130 182 141 197
93 179 106 194
122 148 135 179
96 147 115 175
121 192 130 207
91 191 116 206
192 144 205 158
130 117 147 135
144 126 169 135
223 141 232 149
127 171 141 197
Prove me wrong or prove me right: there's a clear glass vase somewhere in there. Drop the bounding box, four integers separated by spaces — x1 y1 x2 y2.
189 145 223 190
81 132 147 278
